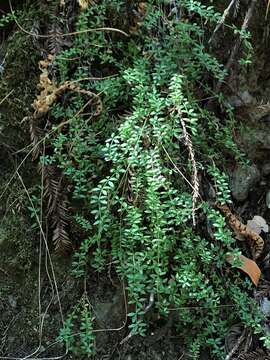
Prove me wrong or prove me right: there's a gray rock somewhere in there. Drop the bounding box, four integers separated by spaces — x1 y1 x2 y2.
227 90 255 108
266 190 270 209
94 287 125 328
260 298 270 316
230 164 260 201
262 163 270 176
8 295 17 308
237 126 270 162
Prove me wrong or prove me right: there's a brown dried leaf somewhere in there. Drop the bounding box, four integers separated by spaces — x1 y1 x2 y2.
238 349 270 360
226 254 261 286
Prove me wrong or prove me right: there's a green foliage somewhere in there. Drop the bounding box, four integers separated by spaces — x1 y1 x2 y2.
58 296 96 357
36 1 265 359
234 27 254 66
207 164 231 204
0 11 16 28
0 186 35 272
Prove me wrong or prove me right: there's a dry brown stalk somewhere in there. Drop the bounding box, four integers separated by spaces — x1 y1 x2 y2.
217 204 264 259
179 111 199 227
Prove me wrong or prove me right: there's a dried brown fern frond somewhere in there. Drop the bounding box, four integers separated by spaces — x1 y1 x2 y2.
32 54 102 118
29 116 44 160
29 53 102 162
29 53 102 255
33 54 58 116
238 349 270 360
47 22 65 55
41 165 72 254
52 198 73 254
42 165 64 215
217 204 264 259
78 0 95 10
129 2 147 34
233 0 241 18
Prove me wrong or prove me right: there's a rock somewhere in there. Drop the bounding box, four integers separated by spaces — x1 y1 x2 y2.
94 286 126 348
247 215 269 234
226 90 255 108
262 163 270 176
266 190 270 209
260 298 270 316
94 287 125 327
8 295 17 308
230 164 260 201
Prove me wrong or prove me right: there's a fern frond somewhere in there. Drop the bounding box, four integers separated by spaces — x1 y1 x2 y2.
53 221 72 254
47 22 65 54
233 0 241 18
52 197 72 254
41 165 72 253
42 165 63 214
29 117 44 160
238 349 270 360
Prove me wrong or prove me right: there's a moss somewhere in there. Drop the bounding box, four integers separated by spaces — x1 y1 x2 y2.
0 207 35 274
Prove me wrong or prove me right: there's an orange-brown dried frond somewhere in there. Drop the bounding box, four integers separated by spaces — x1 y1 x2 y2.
217 204 264 259
78 0 95 10
129 2 147 34
29 54 103 255
33 54 58 116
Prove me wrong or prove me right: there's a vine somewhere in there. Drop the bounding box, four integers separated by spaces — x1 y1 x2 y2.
28 1 267 359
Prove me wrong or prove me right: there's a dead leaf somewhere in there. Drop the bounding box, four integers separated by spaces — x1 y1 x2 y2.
247 215 269 235
226 254 261 286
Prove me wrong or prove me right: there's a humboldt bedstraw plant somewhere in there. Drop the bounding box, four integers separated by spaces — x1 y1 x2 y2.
30 1 266 358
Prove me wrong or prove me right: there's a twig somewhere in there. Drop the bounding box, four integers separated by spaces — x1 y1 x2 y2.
225 329 247 360
215 0 257 93
120 292 155 345
144 293 154 314
0 89 14 106
0 267 9 276
266 0 270 19
179 110 199 227
209 0 238 44
9 0 128 38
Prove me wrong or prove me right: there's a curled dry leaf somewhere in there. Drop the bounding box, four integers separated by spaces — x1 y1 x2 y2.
226 254 261 286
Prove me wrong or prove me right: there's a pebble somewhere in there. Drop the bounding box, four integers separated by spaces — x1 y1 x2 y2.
266 190 270 209
230 164 260 201
262 163 270 176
